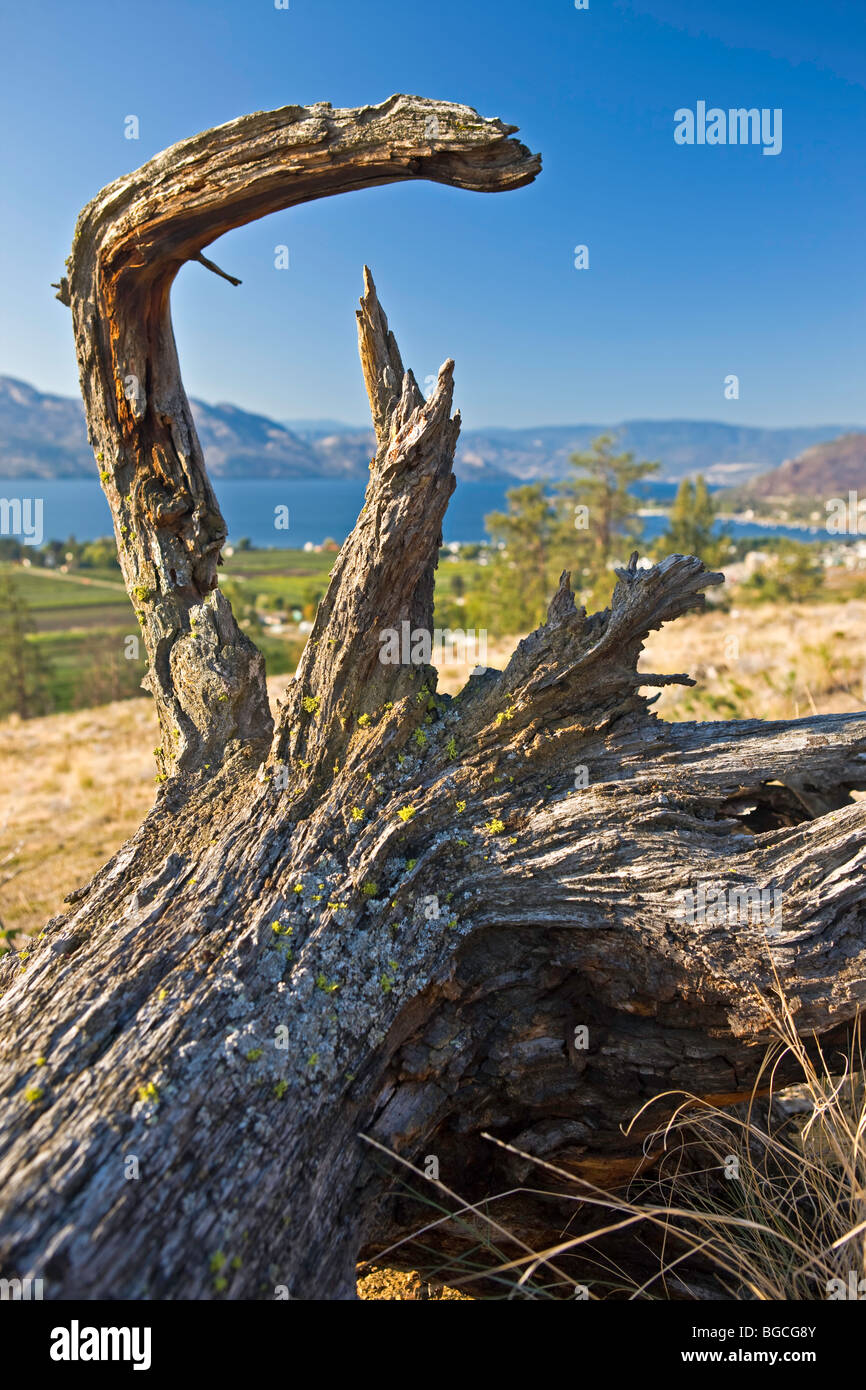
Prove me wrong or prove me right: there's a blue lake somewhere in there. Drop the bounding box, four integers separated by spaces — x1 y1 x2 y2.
8 478 820 548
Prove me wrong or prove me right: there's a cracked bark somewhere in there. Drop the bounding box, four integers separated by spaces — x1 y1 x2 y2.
1 98 865 1300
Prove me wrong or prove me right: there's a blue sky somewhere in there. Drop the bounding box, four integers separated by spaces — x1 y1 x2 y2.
1 0 864 428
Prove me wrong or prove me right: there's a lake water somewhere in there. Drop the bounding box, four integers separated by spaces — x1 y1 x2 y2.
6 478 820 548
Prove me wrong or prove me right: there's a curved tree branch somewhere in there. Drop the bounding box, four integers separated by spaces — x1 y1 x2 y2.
62 95 540 776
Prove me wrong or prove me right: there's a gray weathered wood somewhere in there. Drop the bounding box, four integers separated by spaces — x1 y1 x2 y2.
57 95 539 777
0 101 864 1300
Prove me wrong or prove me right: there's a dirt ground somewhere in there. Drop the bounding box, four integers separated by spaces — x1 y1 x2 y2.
357 1268 472 1300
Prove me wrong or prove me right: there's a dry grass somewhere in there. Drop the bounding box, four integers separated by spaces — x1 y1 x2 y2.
0 698 159 939
361 1001 866 1300
618 1006 866 1301
440 598 866 725
640 598 866 723
0 675 292 941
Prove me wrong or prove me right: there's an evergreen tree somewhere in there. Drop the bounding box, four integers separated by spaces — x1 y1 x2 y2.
553 434 659 606
0 573 53 718
655 474 731 567
660 475 711 557
484 483 561 634
558 433 659 571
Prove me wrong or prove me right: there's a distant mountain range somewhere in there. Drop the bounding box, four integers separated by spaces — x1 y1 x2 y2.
0 375 861 487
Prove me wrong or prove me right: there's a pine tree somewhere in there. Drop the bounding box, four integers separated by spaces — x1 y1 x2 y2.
554 434 659 606
484 483 561 634
558 434 659 568
0 573 53 718
657 474 728 567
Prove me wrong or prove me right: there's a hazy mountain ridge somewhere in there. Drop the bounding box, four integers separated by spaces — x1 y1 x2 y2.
442 422 865 486
0 375 860 486
738 432 866 501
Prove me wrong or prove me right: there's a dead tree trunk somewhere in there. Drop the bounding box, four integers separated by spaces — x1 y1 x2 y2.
1 97 865 1300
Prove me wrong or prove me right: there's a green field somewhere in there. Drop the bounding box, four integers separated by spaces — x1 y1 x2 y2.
3 551 334 714
4 543 488 715
9 569 131 611
219 548 334 618
222 549 335 578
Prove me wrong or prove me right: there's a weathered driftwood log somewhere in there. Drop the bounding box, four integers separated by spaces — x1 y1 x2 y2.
1 98 865 1300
